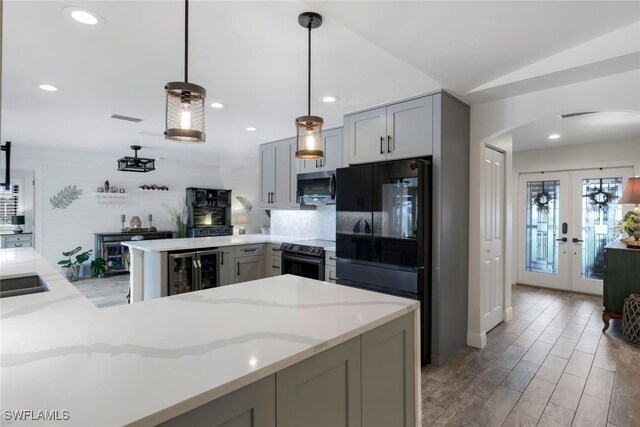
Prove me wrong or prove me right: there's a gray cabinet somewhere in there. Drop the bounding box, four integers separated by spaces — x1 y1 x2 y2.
259 139 297 209
299 127 344 173
324 250 337 283
0 233 33 248
267 244 282 278
160 375 275 427
362 313 415 427
234 244 265 283
276 337 361 427
218 247 235 286
346 96 433 165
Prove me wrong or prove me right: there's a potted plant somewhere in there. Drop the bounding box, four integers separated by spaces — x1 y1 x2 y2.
90 257 107 278
58 246 92 282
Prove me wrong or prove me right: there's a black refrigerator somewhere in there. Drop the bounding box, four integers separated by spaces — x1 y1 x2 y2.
336 158 431 365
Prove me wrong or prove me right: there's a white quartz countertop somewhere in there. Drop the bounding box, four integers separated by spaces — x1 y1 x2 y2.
122 234 318 252
0 248 418 426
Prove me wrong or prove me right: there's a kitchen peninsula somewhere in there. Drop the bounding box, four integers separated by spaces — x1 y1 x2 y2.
0 248 419 426
123 235 326 302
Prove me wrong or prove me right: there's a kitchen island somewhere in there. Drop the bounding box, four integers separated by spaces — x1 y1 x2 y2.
0 248 420 426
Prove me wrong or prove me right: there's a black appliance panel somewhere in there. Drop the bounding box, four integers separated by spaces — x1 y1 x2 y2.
336 258 421 295
336 165 372 212
281 253 325 281
372 159 429 267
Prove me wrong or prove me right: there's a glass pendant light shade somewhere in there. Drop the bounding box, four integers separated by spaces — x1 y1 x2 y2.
165 81 206 143
295 115 324 159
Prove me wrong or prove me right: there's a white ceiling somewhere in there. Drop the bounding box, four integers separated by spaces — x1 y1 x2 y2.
2 1 639 167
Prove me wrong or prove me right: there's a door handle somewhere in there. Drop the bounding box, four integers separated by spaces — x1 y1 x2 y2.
556 238 567 242
572 238 583 243
237 262 240 276
221 252 224 265
387 135 392 153
380 136 384 154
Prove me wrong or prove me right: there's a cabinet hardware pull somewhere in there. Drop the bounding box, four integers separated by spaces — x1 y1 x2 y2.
237 262 240 275
243 248 257 252
14 243 23 247
387 135 392 153
329 256 336 261
273 265 280 269
380 136 384 154
221 252 224 265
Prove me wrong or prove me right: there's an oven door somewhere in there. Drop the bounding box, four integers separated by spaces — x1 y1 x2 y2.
281 252 325 281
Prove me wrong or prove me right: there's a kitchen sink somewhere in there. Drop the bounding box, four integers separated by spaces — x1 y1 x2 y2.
0 275 49 298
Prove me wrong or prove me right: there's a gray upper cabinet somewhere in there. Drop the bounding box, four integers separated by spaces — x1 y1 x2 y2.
347 96 433 165
299 127 344 173
259 138 297 209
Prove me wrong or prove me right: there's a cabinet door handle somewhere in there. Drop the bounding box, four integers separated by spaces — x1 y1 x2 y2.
243 248 257 252
380 136 384 154
387 135 392 153
329 256 337 261
272 265 280 269
221 252 224 265
237 262 240 276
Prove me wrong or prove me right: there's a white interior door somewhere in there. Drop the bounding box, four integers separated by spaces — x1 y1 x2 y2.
570 168 632 295
481 147 505 332
518 168 632 295
518 172 571 290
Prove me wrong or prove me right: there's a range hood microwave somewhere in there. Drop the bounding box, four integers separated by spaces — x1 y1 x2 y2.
297 171 336 205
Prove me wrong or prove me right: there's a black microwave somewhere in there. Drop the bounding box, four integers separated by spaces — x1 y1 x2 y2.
297 171 336 205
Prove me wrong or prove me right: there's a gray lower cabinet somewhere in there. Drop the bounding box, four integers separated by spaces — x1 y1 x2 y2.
362 313 415 427
218 247 235 286
157 313 415 426
276 336 362 427
160 375 275 427
235 255 265 283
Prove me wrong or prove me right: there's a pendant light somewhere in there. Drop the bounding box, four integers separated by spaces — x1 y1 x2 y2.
165 0 206 143
295 12 324 160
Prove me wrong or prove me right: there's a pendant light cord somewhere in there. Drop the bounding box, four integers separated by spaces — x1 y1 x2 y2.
307 22 311 116
184 0 189 83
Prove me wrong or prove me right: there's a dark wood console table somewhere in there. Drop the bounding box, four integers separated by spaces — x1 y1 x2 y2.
602 241 640 332
94 231 173 276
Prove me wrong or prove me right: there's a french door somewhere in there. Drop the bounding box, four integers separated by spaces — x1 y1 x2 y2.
518 167 633 295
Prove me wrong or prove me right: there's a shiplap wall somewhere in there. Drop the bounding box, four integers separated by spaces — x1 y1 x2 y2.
10 146 268 267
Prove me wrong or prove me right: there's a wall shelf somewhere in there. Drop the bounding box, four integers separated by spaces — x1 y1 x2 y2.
92 192 130 207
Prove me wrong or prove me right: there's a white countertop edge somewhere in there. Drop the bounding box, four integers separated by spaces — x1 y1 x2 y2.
122 234 318 252
130 304 419 427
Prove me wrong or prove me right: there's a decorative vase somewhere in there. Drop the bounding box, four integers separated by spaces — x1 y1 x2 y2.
129 216 142 229
65 265 80 282
177 223 187 238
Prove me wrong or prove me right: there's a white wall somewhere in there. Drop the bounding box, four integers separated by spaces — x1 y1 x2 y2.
11 145 267 268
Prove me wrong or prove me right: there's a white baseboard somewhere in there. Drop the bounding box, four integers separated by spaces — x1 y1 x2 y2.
466 331 486 348
504 307 513 323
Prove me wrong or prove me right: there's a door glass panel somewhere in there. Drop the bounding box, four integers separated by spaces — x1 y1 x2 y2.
170 255 194 295
525 180 560 275
580 177 624 280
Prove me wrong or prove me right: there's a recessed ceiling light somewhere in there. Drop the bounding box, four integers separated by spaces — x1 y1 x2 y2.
210 102 225 109
548 134 561 140
63 6 105 26
246 127 257 132
321 95 338 103
38 84 59 92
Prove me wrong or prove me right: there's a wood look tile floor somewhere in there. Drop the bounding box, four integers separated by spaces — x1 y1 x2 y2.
71 274 130 308
422 284 640 427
